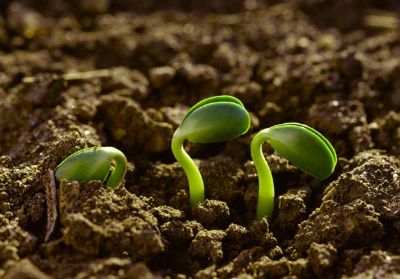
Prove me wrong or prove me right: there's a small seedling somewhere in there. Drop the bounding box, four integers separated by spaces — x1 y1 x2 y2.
172 95 250 207
54 146 127 189
251 123 337 219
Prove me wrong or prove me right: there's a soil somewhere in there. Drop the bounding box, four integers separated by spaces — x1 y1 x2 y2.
1 0 400 278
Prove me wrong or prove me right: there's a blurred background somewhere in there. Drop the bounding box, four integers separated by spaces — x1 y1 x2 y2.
1 0 400 32
1 0 400 158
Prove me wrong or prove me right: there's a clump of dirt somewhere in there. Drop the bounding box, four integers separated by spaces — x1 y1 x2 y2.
308 100 373 155
59 180 164 260
99 94 174 154
1 0 400 278
294 199 384 255
307 242 337 276
350 250 400 278
370 111 400 155
323 150 400 220
192 199 231 228
0 215 36 266
274 187 311 235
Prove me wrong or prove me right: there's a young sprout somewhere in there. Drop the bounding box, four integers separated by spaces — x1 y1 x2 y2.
251 123 337 219
55 146 127 189
172 96 250 207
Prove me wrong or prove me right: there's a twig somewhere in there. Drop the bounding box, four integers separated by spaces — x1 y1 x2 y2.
44 169 58 242
22 69 111 84
364 10 399 29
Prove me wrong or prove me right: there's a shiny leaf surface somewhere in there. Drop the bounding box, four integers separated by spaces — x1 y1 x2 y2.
263 123 336 179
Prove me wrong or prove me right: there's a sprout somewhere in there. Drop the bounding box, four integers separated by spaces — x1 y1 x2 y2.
54 146 127 189
172 96 250 207
251 123 337 219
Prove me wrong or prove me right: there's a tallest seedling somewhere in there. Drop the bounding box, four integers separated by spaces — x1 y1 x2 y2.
172 96 250 207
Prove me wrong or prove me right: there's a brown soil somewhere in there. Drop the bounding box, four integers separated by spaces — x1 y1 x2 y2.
1 0 400 278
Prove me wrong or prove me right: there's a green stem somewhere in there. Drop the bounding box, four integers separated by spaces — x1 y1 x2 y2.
104 147 128 189
171 134 205 207
251 130 275 219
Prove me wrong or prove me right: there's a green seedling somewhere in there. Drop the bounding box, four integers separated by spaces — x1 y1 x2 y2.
251 123 337 219
55 146 127 189
172 96 250 207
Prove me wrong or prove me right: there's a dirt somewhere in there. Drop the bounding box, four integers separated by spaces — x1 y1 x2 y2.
1 0 400 278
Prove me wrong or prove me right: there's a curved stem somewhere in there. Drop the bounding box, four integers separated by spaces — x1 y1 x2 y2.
251 130 275 219
104 147 128 189
171 134 204 207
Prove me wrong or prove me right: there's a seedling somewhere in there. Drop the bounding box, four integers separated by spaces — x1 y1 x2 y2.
172 96 250 207
251 123 336 219
54 146 127 189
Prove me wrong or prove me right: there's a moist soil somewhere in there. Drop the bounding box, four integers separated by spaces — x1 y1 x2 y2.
1 0 400 278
